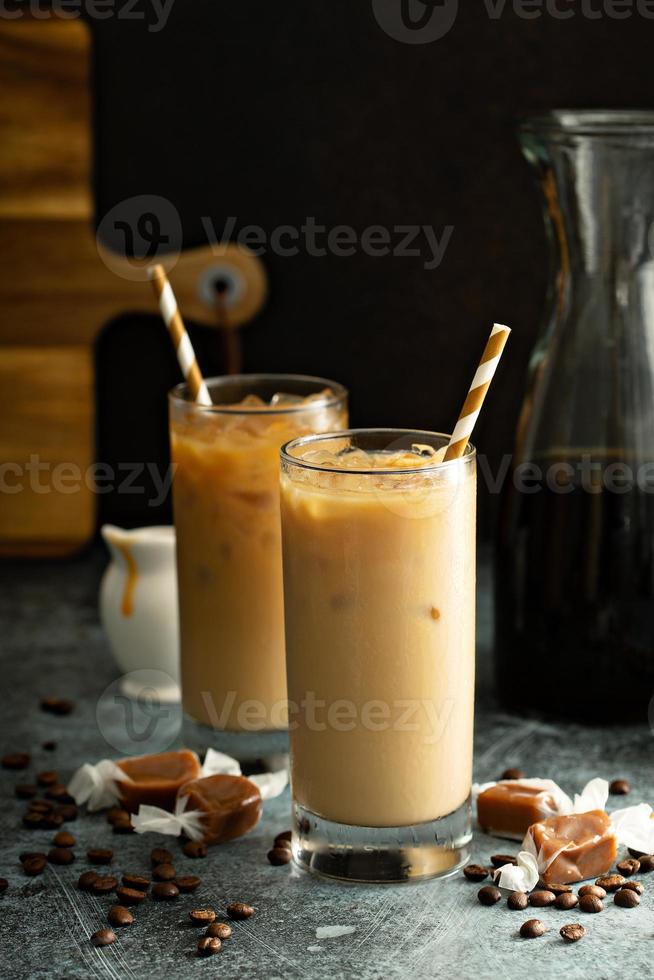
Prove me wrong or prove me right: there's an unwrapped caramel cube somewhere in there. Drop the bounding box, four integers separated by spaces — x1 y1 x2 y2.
526 809 617 885
178 774 262 845
477 779 568 839
117 749 201 812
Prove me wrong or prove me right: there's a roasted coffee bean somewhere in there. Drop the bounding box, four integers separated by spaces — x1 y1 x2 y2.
595 874 626 892
56 804 77 822
48 847 74 866
91 876 118 896
529 890 556 908
176 875 202 894
87 848 113 865
638 854 654 873
121 873 150 892
609 778 630 795
490 854 517 868
544 882 572 896
274 837 292 852
189 909 216 925
617 859 640 876
183 840 207 859
227 901 255 919
53 831 75 848
15 784 37 799
40 697 74 716
152 863 176 881
560 923 586 943
267 847 292 866
578 884 606 899
520 918 547 939
501 768 526 780
206 922 232 940
150 847 173 866
19 851 46 864
628 847 646 858
507 891 528 911
36 771 59 787
621 880 645 896
554 892 578 910
107 808 130 826
22 812 43 830
23 856 47 876
0 878 7 893
42 740 57 751
115 886 147 906
152 882 179 901
579 894 603 913
78 871 99 892
2 752 30 770
112 818 134 835
40 813 64 830
108 905 134 928
91 929 116 947
477 886 502 907
615 888 640 908
46 786 74 803
463 864 489 883
274 830 292 845
197 936 221 956
28 800 53 813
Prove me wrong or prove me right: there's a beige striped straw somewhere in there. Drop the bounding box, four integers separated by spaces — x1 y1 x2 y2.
443 322 511 461
148 264 212 406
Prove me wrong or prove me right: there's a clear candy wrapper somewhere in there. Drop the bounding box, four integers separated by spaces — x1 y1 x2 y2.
610 802 654 855
67 759 130 812
495 851 539 893
132 795 205 841
199 749 288 799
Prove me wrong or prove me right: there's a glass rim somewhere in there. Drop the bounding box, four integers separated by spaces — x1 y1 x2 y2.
520 109 654 139
280 428 476 476
168 373 348 416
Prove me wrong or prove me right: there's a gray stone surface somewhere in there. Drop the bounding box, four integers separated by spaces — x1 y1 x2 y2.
0 549 652 980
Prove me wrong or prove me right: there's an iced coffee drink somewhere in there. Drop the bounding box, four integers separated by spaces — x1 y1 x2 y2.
169 376 347 739
280 429 476 882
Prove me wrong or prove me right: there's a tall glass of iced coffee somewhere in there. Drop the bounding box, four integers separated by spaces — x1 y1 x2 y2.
169 376 348 756
280 429 476 882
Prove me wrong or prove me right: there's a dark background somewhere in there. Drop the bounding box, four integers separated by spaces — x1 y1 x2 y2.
90 1 652 535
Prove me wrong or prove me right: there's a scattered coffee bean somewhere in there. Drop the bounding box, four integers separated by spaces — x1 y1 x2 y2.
176 875 202 894
621 881 645 896
628 847 646 858
227 901 255 919
36 771 59 787
15 785 37 800
46 786 74 803
56 804 77 822
78 871 99 892
0 878 7 893
47 847 74 866
197 936 221 956
507 891 528 911
615 888 640 908
121 874 150 892
23 856 47 876
115 886 147 906
28 800 53 813
544 882 572 895
638 854 654 873
578 884 606 899
91 876 118 896
477 886 502 907
152 882 179 901
91 929 116 947
112 818 134 835
107 808 130 827
560 923 586 943
87 848 113 865
463 864 489 883
108 905 134 928
2 752 30 770
595 874 626 892
274 838 292 853
42 740 57 751
152 863 176 881
150 847 173 866
183 840 207 859
19 851 46 864
22 812 43 830
501 768 526 780
529 890 556 907
520 918 547 939
274 830 292 845
189 909 216 925
617 859 640 876
40 697 74 716
579 894 603 914
41 813 64 830
267 847 292 866
490 854 517 868
609 778 630 796
53 831 75 848
206 922 232 940
554 892 579 910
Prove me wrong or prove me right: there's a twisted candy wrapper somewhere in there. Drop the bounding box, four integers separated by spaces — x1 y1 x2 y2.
200 748 288 800
67 759 130 812
132 795 205 841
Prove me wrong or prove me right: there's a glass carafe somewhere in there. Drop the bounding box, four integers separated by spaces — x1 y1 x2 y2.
495 111 654 722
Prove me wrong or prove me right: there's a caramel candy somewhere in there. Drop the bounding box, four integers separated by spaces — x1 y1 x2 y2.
477 779 568 840
527 810 617 885
117 750 201 813
178 774 262 845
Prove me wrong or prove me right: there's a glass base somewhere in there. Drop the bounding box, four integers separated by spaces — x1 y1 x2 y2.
292 797 472 884
182 712 288 764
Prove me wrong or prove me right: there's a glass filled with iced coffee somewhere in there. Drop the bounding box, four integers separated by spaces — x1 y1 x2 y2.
280 429 476 882
169 375 348 756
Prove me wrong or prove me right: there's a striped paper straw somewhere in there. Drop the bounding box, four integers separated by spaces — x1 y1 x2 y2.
148 264 212 406
443 322 511 461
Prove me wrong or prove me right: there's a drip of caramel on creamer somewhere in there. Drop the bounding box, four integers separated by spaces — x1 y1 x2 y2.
116 542 138 617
